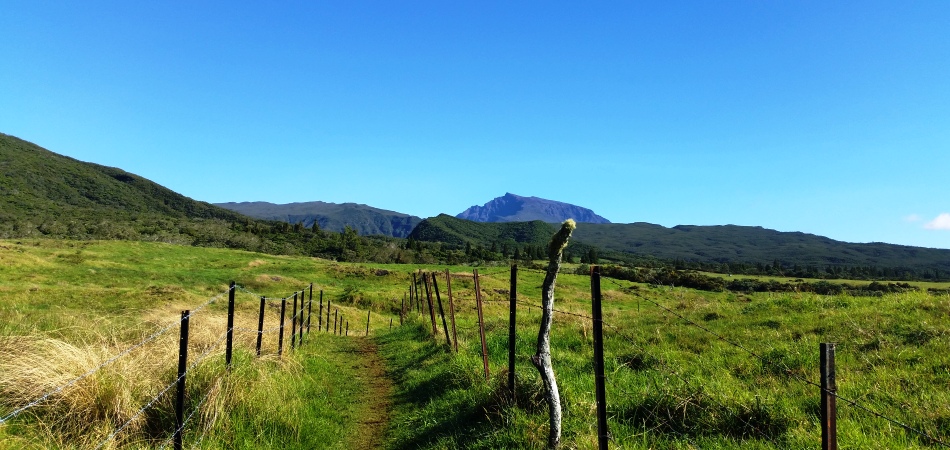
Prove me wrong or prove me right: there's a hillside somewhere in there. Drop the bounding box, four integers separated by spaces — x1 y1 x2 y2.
0 133 245 225
0 133 399 262
408 214 950 279
215 201 422 238
572 223 950 275
456 192 610 223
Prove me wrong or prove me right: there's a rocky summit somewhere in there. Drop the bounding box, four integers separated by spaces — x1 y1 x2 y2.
456 193 611 224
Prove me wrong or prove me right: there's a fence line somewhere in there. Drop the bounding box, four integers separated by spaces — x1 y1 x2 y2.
0 285 235 425
597 273 950 448
418 264 949 448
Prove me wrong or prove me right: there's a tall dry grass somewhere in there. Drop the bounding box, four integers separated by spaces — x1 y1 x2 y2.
0 304 286 449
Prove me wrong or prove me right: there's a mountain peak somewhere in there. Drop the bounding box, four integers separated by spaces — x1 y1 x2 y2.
456 193 610 224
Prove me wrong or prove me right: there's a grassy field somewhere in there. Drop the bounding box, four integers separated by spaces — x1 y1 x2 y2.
2 239 949 448
0 239 395 449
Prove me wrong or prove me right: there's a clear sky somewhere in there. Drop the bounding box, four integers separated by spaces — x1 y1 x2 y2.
2 1 948 249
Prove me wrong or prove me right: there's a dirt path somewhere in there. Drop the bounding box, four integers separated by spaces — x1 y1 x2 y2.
348 337 393 449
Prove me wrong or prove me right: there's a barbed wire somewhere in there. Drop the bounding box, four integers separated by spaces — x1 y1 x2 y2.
155 378 217 450
94 328 230 449
0 286 233 425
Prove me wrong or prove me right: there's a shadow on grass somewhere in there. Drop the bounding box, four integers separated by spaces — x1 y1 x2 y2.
376 321 507 449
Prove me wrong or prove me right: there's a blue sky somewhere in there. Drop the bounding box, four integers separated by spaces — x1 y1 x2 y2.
2 1 948 249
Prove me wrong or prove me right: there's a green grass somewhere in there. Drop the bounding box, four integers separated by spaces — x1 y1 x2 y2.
3 239 949 448
0 239 398 449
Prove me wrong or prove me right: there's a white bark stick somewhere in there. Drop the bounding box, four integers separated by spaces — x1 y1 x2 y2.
530 219 575 449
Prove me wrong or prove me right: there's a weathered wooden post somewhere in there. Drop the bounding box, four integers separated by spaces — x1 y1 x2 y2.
531 219 575 449
326 300 331 332
474 269 489 380
256 296 265 356
334 309 339 335
821 343 838 450
366 310 371 336
174 310 190 450
591 266 608 450
509 265 517 403
226 281 235 368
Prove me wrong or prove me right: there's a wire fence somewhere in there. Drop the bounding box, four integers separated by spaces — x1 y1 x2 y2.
406 265 950 448
0 281 328 449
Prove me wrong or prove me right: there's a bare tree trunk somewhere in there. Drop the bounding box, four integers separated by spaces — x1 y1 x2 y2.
530 219 576 449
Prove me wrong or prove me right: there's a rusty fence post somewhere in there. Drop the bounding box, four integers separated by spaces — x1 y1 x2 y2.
821 342 838 450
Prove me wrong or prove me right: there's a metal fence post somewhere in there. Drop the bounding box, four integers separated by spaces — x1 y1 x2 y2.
319 291 324 331
278 298 286 357
433 273 451 348
256 296 265 356
821 342 838 450
226 281 235 368
174 310 190 450
591 266 608 449
509 264 517 403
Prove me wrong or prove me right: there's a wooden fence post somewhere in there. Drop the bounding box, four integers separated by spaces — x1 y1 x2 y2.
509 264 517 403
226 281 235 368
432 273 452 349
821 342 838 450
591 266 609 450
291 293 298 349
174 310 190 450
326 300 331 332
446 269 458 353
334 309 338 335
346 320 349 337
256 296 265 356
319 291 324 332
366 310 371 336
278 298 286 356
474 269 490 380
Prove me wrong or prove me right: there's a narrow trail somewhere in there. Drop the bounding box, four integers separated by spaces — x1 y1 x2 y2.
347 337 393 449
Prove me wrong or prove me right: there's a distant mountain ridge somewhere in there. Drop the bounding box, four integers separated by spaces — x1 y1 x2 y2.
215 201 422 238
456 193 610 224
